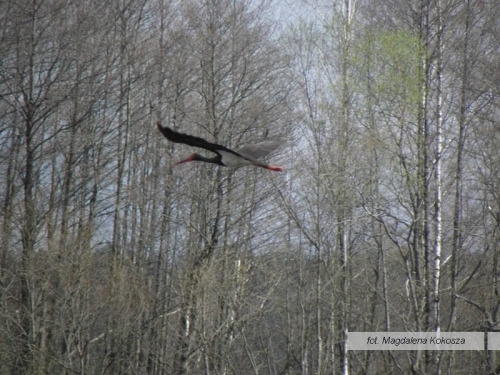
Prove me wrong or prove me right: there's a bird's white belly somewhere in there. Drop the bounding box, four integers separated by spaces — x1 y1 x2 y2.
219 151 253 168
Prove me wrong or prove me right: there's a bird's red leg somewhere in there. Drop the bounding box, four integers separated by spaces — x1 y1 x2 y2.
264 165 284 172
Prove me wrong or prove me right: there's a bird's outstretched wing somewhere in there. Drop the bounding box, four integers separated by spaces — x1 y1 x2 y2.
157 123 235 155
236 139 285 160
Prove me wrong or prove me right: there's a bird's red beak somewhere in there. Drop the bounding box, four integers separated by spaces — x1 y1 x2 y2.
174 154 195 166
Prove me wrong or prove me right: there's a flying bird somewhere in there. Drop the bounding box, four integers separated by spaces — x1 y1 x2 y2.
157 123 284 171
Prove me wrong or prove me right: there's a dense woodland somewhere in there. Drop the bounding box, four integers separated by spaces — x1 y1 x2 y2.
1 0 499 374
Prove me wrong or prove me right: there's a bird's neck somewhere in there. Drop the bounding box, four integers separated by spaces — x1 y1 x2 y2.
194 154 222 165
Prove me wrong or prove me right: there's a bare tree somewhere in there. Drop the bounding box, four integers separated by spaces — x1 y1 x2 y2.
1 0 499 373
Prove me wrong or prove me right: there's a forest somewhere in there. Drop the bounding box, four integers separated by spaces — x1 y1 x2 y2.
0 0 499 374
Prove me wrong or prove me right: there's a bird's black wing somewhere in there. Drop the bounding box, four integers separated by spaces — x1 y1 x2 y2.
157 123 238 155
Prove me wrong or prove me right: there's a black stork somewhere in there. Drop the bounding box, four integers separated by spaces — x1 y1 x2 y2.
157 122 284 171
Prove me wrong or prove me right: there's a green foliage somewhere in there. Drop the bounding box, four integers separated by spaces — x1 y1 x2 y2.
370 30 423 113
